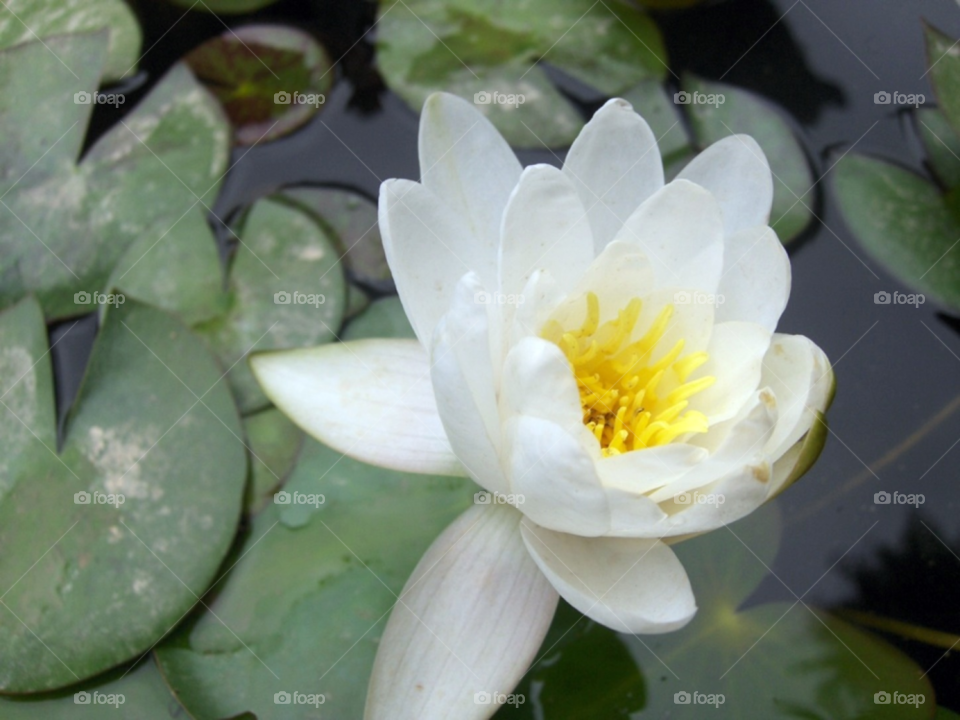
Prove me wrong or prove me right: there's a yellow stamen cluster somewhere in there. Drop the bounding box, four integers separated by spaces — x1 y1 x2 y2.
542 292 715 457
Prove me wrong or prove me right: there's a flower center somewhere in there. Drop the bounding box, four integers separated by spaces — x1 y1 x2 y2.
541 292 715 457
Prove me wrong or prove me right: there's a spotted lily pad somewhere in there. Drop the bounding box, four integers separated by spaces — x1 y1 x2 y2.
0 297 246 692
155 438 474 719
682 74 815 243
194 196 347 413
242 407 303 514
185 25 333 146
0 33 230 320
0 658 187 718
0 0 140 82
279 187 392 290
376 0 667 147
343 296 415 341
834 154 960 311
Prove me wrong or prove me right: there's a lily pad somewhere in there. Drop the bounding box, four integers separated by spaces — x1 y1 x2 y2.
0 657 187 718
155 438 474 719
834 153 960 311
0 33 230 320
165 0 282 14
627 504 934 719
916 107 960 189
242 407 303 514
344 283 371 319
926 24 960 140
343 296 416 341
376 0 667 148
185 25 333 146
0 297 247 692
0 0 140 82
682 75 815 243
194 196 347 413
279 187 392 290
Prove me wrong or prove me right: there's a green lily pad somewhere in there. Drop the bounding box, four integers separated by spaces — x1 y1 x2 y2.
242 407 303 514
279 187 392 289
165 0 282 14
0 657 187 718
682 75 815 243
376 0 667 148
626 503 934 719
344 283 371 319
0 0 140 82
834 153 960 311
916 107 960 189
155 437 474 719
185 25 333 146
0 297 246 692
0 33 230 320
936 709 960 719
194 196 347 413
343 296 416 341
926 24 960 140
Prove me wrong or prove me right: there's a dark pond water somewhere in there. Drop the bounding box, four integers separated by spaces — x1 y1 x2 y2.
52 0 960 711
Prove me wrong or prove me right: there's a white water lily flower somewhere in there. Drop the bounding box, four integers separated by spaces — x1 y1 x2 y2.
252 92 834 719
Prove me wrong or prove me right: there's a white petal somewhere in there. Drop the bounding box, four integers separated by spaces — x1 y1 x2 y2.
687 321 771 424
251 340 463 476
379 179 477 346
419 92 522 291
507 268 565 349
499 164 594 304
677 134 774 237
613 179 724 293
504 416 610 537
499 337 582 436
761 333 834 460
520 521 696 634
598 444 708 495
715 225 791 331
366 504 558 720
563 98 664 253
432 274 509 493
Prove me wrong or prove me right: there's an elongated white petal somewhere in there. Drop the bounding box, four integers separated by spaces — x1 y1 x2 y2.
678 135 774 237
504 416 610 536
715 225 791 331
761 333 834 460
507 268 565 349
563 98 664 253
432 274 509 493
688 321 771 424
598 444 708 496
380 179 480 346
365 504 558 720
613 179 724 293
499 164 594 304
520 521 696 634
251 340 464 476
419 92 522 291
